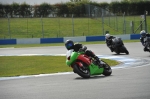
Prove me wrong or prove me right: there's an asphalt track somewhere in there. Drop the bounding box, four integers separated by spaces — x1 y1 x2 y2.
0 42 150 99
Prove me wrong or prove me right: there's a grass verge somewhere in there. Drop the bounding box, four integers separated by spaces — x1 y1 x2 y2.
0 56 119 77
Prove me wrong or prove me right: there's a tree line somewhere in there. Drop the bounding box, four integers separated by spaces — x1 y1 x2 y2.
0 0 150 18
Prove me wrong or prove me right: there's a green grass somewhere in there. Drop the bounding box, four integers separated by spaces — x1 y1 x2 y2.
0 40 139 77
0 16 149 39
0 56 119 77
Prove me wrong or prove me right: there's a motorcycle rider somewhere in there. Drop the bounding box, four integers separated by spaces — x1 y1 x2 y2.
105 33 116 52
65 39 103 67
140 30 150 51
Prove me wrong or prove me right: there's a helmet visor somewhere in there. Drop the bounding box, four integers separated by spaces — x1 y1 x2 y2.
141 33 146 37
66 42 73 49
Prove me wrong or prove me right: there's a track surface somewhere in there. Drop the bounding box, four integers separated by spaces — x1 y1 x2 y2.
0 42 150 99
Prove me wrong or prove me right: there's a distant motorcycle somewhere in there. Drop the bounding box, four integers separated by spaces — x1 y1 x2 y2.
66 47 112 78
144 36 150 52
111 37 129 55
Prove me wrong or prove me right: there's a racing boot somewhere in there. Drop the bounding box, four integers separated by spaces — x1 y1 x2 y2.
110 47 114 52
144 47 149 51
94 56 103 68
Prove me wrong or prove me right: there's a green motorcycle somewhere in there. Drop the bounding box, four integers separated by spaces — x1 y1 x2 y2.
66 49 112 78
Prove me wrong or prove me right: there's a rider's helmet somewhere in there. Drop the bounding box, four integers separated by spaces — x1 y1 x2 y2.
65 39 74 50
140 30 146 38
105 33 111 40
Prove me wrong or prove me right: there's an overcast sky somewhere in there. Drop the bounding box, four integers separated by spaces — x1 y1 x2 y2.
0 0 113 5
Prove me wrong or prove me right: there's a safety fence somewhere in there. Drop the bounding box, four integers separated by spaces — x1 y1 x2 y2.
0 34 140 45
0 5 148 39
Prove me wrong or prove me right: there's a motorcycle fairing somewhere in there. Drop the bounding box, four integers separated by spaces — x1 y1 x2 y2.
77 54 91 66
112 37 123 47
89 63 104 75
66 51 79 66
66 50 104 75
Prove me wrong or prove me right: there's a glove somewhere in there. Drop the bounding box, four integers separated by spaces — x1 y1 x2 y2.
79 46 87 52
82 46 87 51
142 43 145 46
79 48 84 52
108 45 111 47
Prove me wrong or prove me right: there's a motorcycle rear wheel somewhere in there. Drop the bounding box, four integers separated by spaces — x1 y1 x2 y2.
73 64 90 78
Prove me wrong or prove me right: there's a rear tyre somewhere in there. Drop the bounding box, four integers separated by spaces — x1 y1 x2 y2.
102 61 112 76
73 64 90 78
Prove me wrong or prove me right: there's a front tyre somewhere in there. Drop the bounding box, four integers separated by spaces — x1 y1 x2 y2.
102 61 112 76
115 48 120 55
73 64 90 78
122 46 129 54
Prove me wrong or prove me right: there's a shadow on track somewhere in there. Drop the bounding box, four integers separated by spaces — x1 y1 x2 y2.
112 53 129 55
74 75 113 80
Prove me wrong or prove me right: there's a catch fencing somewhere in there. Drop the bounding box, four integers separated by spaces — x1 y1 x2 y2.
0 4 148 39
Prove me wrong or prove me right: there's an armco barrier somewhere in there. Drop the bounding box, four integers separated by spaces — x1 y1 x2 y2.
41 38 63 43
0 34 140 45
130 34 140 40
0 39 16 45
86 36 105 41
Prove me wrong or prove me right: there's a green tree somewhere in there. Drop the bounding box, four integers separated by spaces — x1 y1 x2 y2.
122 0 149 2
3 4 12 17
0 3 4 17
33 4 40 17
54 3 69 17
70 0 81 2
128 1 139 15
99 2 109 10
110 1 121 15
120 1 130 15
20 2 30 17
11 2 20 17
39 3 53 17
67 3 75 15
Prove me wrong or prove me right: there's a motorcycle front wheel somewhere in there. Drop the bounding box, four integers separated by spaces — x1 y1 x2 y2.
114 48 120 54
122 46 129 54
102 61 112 76
73 64 90 78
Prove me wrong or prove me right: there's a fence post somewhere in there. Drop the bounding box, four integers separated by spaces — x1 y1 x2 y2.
144 10 148 33
140 21 143 31
72 14 74 37
41 15 44 38
109 12 110 27
131 21 134 34
58 17 60 37
101 9 104 35
27 18 28 38
7 15 11 39
88 4 90 36
123 12 126 34
116 14 118 31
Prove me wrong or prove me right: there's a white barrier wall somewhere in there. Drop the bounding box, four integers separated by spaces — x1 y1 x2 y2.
17 38 40 44
115 34 130 40
64 36 86 43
